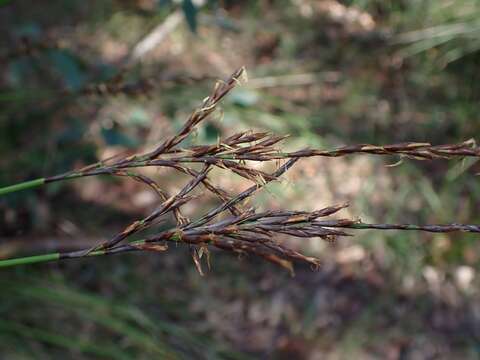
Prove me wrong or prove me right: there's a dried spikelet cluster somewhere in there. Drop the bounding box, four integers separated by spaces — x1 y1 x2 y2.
2 67 480 271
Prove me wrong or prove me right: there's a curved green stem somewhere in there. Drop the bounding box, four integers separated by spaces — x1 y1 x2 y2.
0 178 45 196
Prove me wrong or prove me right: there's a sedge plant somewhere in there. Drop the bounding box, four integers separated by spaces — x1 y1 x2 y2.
1 67 479 274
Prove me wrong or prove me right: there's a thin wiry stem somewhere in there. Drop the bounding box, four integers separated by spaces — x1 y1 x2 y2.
2 137 479 198
341 222 480 233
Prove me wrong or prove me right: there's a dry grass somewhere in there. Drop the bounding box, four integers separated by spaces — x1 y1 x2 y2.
1 67 480 272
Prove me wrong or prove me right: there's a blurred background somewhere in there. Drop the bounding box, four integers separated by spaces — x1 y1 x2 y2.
1 0 480 358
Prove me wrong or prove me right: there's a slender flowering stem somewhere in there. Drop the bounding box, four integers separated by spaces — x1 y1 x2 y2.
1 139 478 197
1 217 479 269
1 139 479 197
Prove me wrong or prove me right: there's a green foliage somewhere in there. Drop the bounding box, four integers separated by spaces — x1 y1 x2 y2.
182 0 198 33
395 0 480 66
0 271 246 359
